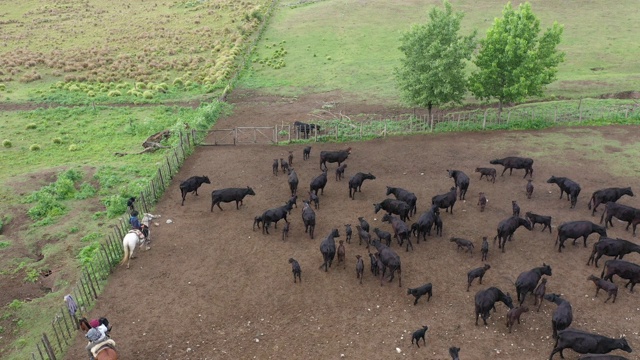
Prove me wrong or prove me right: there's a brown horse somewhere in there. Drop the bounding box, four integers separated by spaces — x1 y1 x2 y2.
79 318 118 359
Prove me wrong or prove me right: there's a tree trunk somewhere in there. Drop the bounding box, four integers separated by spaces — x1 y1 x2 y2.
497 99 503 121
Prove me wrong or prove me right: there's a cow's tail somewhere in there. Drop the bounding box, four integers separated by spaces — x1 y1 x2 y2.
600 261 609 278
599 206 608 225
588 194 595 210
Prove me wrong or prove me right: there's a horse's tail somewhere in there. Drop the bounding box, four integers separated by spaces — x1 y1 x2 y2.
120 243 130 266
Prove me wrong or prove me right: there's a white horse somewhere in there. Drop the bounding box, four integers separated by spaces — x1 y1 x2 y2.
120 229 149 269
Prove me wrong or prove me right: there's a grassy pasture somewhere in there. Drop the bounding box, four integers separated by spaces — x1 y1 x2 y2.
240 0 640 102
0 0 271 103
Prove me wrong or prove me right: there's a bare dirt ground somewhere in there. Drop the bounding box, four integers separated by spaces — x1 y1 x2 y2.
64 90 640 360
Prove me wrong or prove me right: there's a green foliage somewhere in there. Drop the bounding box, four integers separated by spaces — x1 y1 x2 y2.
77 242 100 265
2 139 11 148
80 232 102 243
103 194 128 218
0 241 10 250
52 137 62 144
24 269 39 283
25 123 37 130
69 226 79 233
8 300 22 311
75 182 97 200
68 144 78 151
29 144 41 151
470 2 565 111
24 169 86 221
395 1 476 115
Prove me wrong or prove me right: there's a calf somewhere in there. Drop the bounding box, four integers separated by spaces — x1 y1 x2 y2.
587 275 618 303
515 263 552 305
303 146 311 160
450 237 474 253
272 159 279 176
588 237 640 267
282 221 290 241
556 221 607 252
301 200 316 239
287 151 293 167
252 215 263 231
407 283 433 305
286 195 298 214
474 287 514 326
467 264 491 291
374 227 392 247
374 198 411 221
281 157 290 172
355 225 371 247
411 325 429 348
506 306 529 333
127 197 136 213
349 172 376 200
545 293 573 340
288 258 301 283
600 259 640 292
319 147 351 171
211 187 256 211
337 240 346 269
547 176 582 209
335 164 347 181
481 236 489 261
358 216 370 233
490 156 534 178
287 168 299 197
412 205 440 242
589 187 634 216
526 179 534 199
310 170 328 195
355 255 364 284
478 192 487 212
600 202 640 235
526 211 552 233
475 167 496 183
179 175 211 206
549 328 632 359
369 252 379 276
432 187 457 213
344 224 352 244
448 169 470 200
382 213 413 252
308 191 320 209
512 200 520 217
533 278 547 312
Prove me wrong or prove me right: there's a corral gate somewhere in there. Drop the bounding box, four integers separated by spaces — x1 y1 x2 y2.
236 126 276 144
203 125 291 146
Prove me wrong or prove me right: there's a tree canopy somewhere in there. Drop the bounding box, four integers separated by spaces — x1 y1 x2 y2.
469 2 565 114
394 0 476 117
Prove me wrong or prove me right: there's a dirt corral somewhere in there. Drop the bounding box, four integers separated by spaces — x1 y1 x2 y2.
65 93 640 360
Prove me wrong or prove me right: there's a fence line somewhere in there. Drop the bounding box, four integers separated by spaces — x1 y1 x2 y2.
31 129 197 359
284 100 640 141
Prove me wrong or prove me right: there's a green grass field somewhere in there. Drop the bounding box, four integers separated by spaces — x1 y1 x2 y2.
240 0 640 102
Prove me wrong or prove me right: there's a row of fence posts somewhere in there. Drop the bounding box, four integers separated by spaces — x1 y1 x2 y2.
32 129 197 359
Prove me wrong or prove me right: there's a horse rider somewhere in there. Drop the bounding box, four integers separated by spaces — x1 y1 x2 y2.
85 327 107 360
89 317 111 337
129 210 150 240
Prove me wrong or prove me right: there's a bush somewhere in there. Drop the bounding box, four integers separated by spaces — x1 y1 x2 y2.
172 77 184 86
68 144 78 151
25 123 37 130
2 139 11 148
29 144 41 151
136 82 147 90
103 195 127 218
142 90 154 99
87 90 96 97
0 83 5 91
52 138 62 144
75 182 96 200
107 90 121 97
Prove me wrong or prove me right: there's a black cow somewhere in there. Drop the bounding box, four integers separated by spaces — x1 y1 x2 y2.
303 146 311 160
526 179 534 199
579 355 630 360
308 191 319 209
335 164 347 181
512 200 521 217
374 198 411 221
549 328 632 359
447 169 470 200
587 275 618 303
481 236 489 261
319 229 340 272
382 213 413 252
588 237 640 267
545 293 573 340
358 216 370 233
547 176 582 209
494 216 533 252
301 200 316 239
589 187 634 216
288 168 299 197
294 121 320 139
432 187 458 214
348 172 376 199
525 211 553 233
355 255 364 284
490 156 534 178
601 259 640 292
260 202 293 234
180 175 211 206
272 159 279 176
288 258 302 283
449 347 461 360
515 263 552 305
319 147 351 171
286 195 298 214
474 287 514 326
600 202 640 235
475 167 496 183
355 225 371 247
374 228 392 247
467 264 491 292
556 221 607 253
370 239 402 287
344 224 352 243
412 205 440 242
210 187 256 211
386 186 418 216
407 283 433 305
310 170 328 195
411 325 429 348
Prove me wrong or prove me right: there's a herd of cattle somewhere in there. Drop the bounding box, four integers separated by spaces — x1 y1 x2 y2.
176 145 638 359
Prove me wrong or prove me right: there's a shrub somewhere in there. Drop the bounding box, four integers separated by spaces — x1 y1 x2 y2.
87 90 96 97
29 144 41 151
142 90 154 99
107 90 121 97
0 83 5 91
68 144 78 151
24 269 39 283
0 241 10 249
135 82 147 90
172 77 184 86
2 139 11 148
75 182 96 200
25 123 37 130
52 138 62 144
68 84 80 92
8 299 23 310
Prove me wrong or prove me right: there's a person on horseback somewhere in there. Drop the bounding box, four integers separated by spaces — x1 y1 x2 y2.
85 328 107 360
129 210 150 243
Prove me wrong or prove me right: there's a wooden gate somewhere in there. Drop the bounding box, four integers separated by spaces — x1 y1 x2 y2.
236 127 276 144
207 128 236 145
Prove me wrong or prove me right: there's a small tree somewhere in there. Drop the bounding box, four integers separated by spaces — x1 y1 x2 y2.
394 0 476 119
470 2 565 118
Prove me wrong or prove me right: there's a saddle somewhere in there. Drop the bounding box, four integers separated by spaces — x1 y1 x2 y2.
90 339 116 357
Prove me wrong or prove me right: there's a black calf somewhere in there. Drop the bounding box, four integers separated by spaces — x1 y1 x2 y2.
407 283 433 305
411 325 429 348
525 211 552 233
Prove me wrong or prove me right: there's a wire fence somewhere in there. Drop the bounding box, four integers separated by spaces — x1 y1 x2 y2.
31 129 197 360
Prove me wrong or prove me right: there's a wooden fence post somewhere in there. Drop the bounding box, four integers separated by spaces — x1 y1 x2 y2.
42 334 57 360
314 126 318 142
482 110 488 129
360 122 363 138
578 98 583 122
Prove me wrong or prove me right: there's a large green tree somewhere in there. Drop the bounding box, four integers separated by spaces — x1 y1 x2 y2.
470 2 565 116
394 0 476 119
